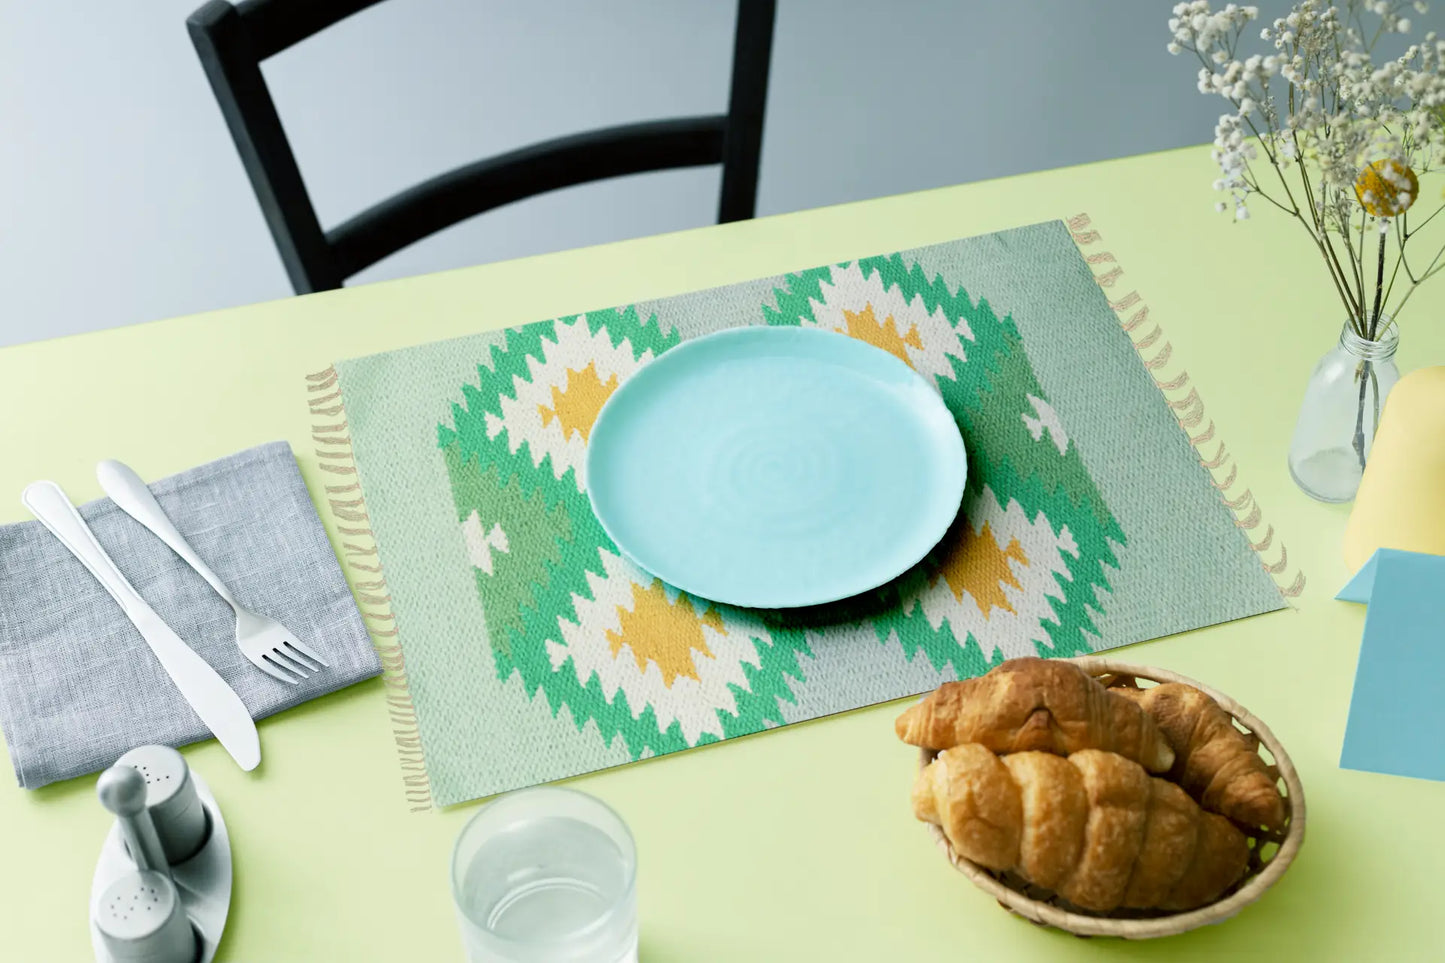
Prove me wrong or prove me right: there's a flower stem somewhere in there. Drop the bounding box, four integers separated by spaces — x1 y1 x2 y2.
1354 359 1372 471
1371 220 1387 338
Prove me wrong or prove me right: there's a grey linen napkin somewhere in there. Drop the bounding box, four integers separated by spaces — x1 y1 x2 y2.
0 441 379 788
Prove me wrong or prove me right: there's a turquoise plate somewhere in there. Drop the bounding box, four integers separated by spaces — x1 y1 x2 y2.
586 327 967 608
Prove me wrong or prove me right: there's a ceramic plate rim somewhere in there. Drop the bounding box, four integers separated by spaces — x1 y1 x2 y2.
584 326 967 608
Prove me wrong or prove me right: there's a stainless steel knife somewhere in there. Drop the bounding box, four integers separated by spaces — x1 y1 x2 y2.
22 480 261 771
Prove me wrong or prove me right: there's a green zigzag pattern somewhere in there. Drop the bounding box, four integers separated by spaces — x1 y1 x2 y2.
439 264 1126 757
441 306 812 759
764 253 1124 676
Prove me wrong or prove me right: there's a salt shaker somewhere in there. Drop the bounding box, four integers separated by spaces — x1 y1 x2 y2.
93 869 196 963
115 745 209 864
94 766 197 963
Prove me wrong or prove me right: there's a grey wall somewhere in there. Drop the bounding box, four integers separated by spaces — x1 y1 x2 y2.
3 1 1432 346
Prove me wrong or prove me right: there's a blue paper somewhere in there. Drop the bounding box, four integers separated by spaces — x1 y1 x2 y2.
1336 548 1443 603
1337 551 1381 602
1339 550 1445 781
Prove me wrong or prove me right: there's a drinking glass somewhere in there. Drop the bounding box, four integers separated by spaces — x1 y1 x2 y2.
451 786 638 963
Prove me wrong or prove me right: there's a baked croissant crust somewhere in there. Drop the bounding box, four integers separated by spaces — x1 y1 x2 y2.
895 658 1175 773
913 745 1249 912
1116 683 1286 831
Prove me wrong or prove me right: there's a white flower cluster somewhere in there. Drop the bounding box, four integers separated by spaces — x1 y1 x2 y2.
1168 0 1445 227
1168 1 1260 53
1363 0 1424 32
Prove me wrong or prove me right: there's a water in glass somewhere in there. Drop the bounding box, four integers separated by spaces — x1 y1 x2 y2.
452 788 637 963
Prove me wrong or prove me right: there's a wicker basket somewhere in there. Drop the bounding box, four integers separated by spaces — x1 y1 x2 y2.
917 656 1306 939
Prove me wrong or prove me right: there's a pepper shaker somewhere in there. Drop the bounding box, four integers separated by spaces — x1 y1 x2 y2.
115 745 208 864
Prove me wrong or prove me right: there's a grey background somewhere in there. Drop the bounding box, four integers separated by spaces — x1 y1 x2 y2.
4 0 1437 346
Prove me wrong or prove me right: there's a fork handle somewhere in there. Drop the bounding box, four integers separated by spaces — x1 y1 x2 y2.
97 460 238 609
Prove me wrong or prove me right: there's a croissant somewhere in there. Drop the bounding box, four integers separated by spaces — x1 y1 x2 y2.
1116 683 1286 831
913 744 1249 912
895 658 1175 773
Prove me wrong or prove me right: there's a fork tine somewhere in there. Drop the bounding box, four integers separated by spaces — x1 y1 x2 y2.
257 653 301 685
283 636 330 668
271 647 314 679
280 642 323 672
283 644 326 673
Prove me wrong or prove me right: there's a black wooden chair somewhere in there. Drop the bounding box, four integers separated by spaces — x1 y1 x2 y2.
187 0 776 294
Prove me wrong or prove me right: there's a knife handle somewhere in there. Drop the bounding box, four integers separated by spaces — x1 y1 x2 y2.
22 481 145 616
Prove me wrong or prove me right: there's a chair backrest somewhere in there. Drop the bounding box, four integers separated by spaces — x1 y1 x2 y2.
187 0 776 293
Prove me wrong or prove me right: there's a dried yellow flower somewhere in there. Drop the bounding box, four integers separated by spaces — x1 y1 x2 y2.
1354 159 1418 217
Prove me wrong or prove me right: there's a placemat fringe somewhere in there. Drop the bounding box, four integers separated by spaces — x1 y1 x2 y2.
306 368 338 391
1067 214 1306 601
307 366 434 811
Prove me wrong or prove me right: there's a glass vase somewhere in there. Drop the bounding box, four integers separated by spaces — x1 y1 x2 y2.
1287 320 1400 503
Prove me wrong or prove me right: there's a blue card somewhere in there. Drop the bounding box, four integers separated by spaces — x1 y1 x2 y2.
1339 550 1445 781
1336 548 1440 603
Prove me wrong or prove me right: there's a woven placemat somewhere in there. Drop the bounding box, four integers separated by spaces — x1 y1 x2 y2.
307 216 1299 809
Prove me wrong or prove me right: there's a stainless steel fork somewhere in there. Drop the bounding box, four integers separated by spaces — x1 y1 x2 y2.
97 459 329 684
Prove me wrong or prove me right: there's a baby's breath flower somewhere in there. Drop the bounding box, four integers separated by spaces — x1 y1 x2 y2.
1170 1 1445 246
1170 0 1445 328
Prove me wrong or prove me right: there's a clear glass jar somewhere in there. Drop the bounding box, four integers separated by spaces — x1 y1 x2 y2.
1287 320 1400 503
